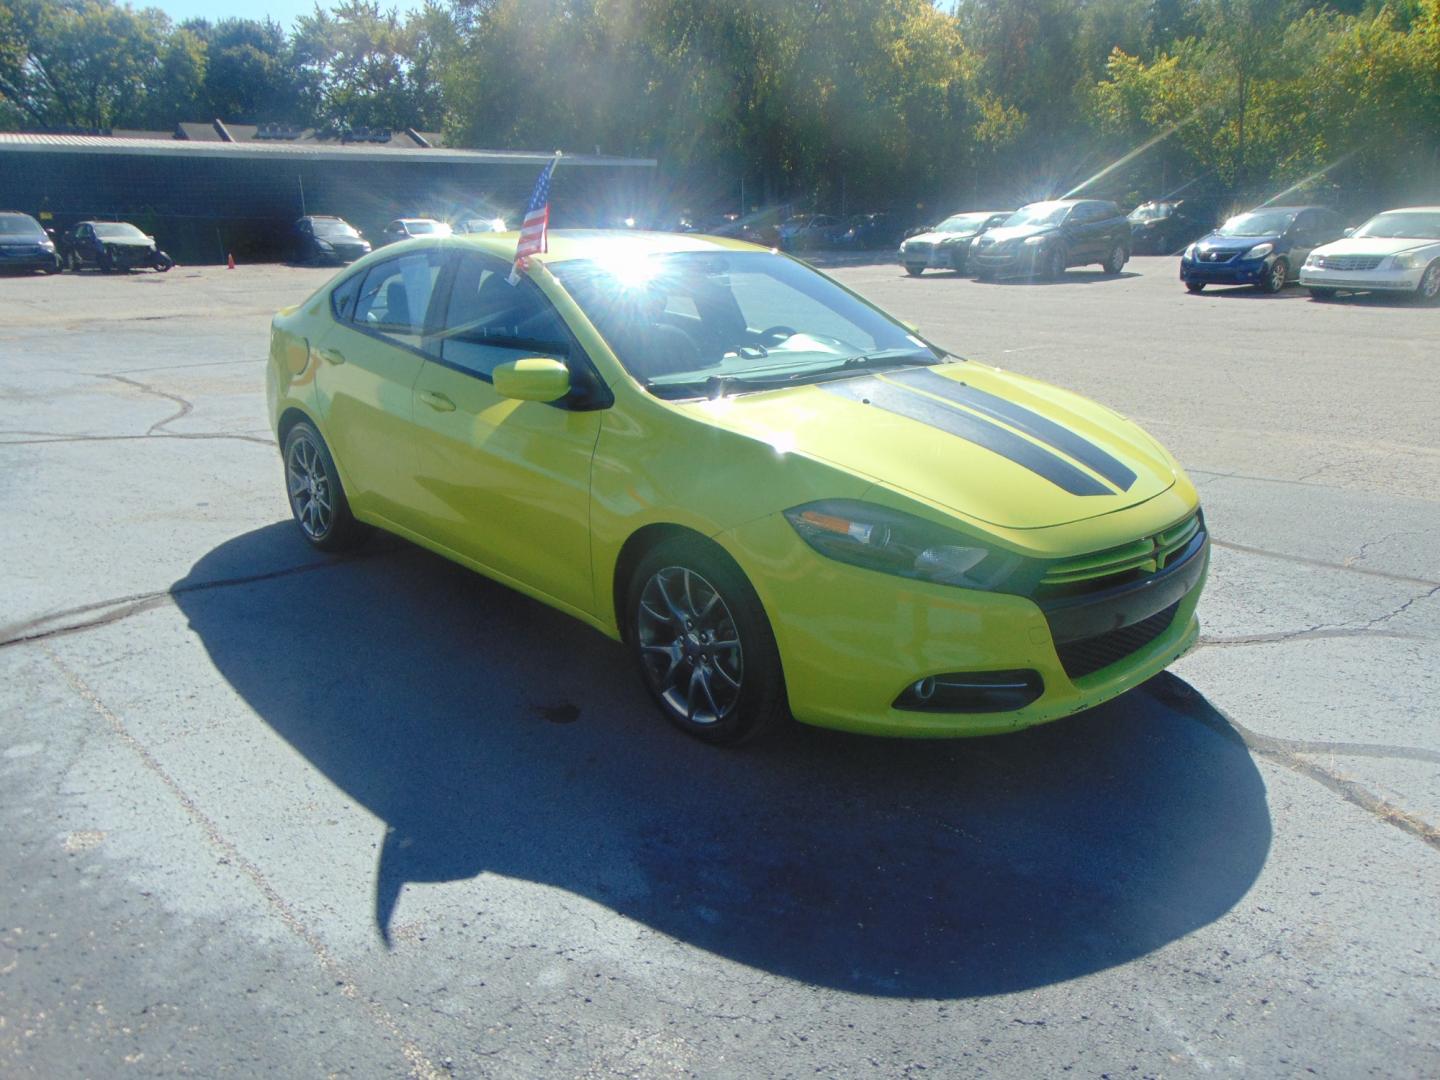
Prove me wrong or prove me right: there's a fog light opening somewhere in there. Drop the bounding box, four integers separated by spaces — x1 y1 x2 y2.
893 670 1044 714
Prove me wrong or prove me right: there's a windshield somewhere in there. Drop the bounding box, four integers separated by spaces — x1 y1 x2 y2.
93 223 147 240
313 220 359 238
1003 203 1070 228
935 213 996 233
551 250 942 398
405 220 448 235
1128 203 1173 222
0 214 44 237
1215 210 1296 237
1353 211 1440 240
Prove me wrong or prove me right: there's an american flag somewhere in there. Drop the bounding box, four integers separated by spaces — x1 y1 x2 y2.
511 156 558 278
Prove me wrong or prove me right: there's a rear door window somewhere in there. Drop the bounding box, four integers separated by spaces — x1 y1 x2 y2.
353 251 446 351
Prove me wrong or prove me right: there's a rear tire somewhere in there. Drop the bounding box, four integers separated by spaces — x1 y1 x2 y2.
281 421 369 552
627 536 788 746
904 264 924 277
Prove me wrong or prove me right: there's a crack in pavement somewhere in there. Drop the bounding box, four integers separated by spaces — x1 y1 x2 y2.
1196 627 1420 649
1152 674 1440 852
0 430 274 447
42 644 447 1080
95 372 193 435
0 553 381 650
1210 538 1440 588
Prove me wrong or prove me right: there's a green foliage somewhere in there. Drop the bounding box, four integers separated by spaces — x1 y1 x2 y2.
0 0 1437 211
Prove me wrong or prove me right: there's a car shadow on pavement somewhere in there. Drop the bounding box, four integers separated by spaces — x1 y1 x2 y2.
174 524 1272 1000
974 271 1142 286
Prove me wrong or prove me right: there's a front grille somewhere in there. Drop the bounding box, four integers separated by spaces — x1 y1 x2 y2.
1040 514 1201 595
1319 254 1383 271
904 242 933 258
1198 249 1238 263
1056 602 1180 680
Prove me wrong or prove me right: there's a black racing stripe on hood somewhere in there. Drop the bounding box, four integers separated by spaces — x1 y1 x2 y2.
886 368 1138 491
821 377 1112 496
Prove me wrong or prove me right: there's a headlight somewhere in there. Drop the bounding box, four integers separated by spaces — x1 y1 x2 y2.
1304 252 1320 267
1394 251 1427 270
1024 234 1047 245
40 239 55 251
1242 242 1274 260
1184 243 1197 260
783 500 1023 591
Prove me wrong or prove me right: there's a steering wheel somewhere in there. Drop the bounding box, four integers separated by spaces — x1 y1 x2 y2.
757 325 798 344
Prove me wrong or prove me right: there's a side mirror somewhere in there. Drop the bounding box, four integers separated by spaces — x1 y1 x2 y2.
1342 227 1354 237
493 357 571 402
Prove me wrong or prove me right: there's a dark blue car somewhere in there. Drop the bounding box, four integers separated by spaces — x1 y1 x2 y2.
1180 205 1346 294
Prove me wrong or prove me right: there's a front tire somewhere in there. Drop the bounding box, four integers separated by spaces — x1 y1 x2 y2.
904 264 924 277
1185 280 1205 293
1102 242 1127 275
281 421 368 551
1308 287 1337 301
627 537 787 746
1416 261 1440 304
1261 258 1288 293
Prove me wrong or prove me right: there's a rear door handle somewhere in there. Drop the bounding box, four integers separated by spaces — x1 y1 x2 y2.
419 390 456 413
315 347 346 365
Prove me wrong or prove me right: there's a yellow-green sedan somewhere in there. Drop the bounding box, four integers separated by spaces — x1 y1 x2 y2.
267 231 1207 744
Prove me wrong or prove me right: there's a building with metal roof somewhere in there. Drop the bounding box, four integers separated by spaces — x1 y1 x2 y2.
0 125 657 264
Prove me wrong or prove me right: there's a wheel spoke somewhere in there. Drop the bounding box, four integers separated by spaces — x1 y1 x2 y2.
696 666 721 717
685 665 702 721
656 572 688 624
712 662 740 689
638 599 672 626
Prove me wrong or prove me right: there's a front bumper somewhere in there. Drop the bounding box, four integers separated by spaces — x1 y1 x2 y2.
899 241 969 271
1298 265 1422 292
1179 255 1270 285
718 506 1207 737
0 246 58 272
972 246 1041 277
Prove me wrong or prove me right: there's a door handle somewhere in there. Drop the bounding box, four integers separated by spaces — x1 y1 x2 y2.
315 346 346 365
419 390 456 413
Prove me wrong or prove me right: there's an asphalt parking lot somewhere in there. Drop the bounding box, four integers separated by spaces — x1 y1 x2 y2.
2 255 1437 1078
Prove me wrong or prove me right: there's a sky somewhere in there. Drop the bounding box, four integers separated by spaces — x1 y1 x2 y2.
146 0 425 30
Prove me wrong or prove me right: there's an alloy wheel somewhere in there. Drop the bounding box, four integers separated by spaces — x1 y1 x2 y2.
1268 259 1287 292
635 566 744 726
1420 263 1440 302
285 435 334 541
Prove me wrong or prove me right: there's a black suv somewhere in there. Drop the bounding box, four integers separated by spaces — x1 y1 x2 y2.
295 215 371 264
971 200 1132 281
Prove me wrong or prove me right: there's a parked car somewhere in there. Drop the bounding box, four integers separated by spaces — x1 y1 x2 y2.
295 215 371 264
1179 205 1346 294
59 220 173 273
971 200 1131 280
898 211 1012 275
268 230 1208 745
0 211 60 274
837 212 905 250
1300 207 1440 303
454 215 509 234
378 218 452 246
776 214 845 251
1127 200 1209 254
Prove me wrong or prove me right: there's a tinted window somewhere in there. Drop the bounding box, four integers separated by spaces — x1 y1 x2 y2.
353 251 445 349
438 253 570 379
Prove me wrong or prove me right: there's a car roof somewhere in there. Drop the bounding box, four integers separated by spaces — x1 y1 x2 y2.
1375 205 1440 213
398 229 768 264
1240 205 1326 213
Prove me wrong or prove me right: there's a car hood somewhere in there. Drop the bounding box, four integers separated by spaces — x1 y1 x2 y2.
905 230 974 245
0 236 48 246
1312 235 1440 257
678 363 1177 529
975 224 1051 245
1194 231 1282 252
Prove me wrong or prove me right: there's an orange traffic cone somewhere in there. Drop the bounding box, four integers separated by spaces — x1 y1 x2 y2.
227 253 236 269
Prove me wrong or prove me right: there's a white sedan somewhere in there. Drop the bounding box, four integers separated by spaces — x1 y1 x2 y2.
1300 206 1440 302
